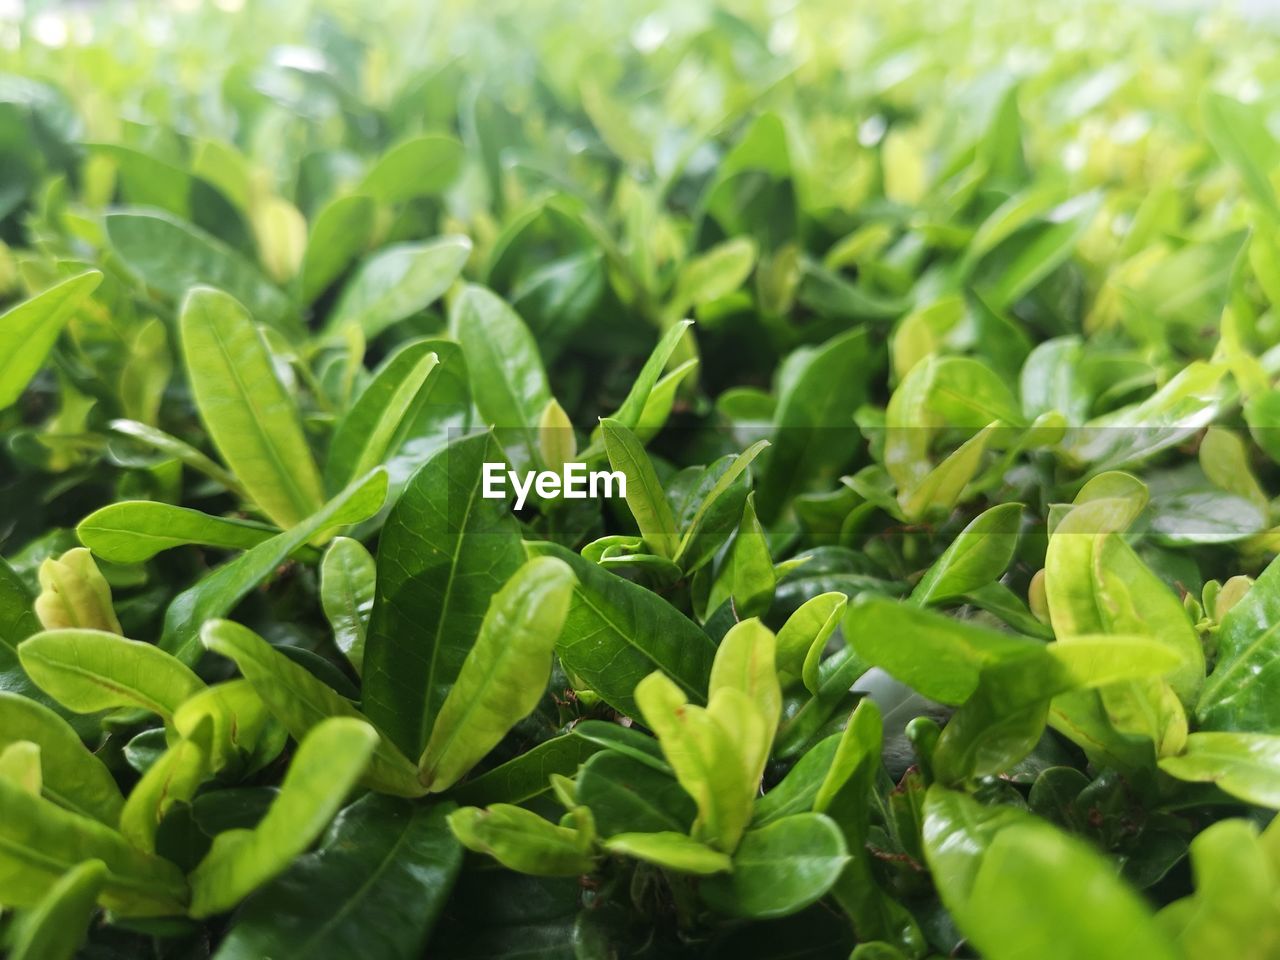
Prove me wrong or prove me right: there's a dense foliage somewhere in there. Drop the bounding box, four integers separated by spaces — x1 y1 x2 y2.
3 0 1280 957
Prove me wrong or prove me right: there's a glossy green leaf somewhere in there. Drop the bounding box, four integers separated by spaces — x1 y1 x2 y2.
77 501 277 564
19 628 204 721
327 236 470 337
171 679 283 776
325 343 441 491
363 432 523 757
201 619 422 796
844 595 1038 704
1199 551 1280 731
32 548 121 635
575 750 695 836
1159 732 1280 808
601 418 679 558
189 716 378 917
213 795 462 960
603 320 695 434
602 832 731 875
358 134 464 202
300 194 376 303
7 858 106 960
449 735 600 806
447 804 596 877
526 541 715 716
635 671 753 852
118 721 211 852
449 284 551 469
180 285 324 528
0 270 102 411
569 719 671 774
0 775 187 916
108 418 247 496
700 813 849 918
106 210 295 332
756 328 877 522
0 693 122 824
319 536 374 675
159 468 387 664
419 556 575 792
911 503 1022 606
775 592 847 686
924 787 1179 960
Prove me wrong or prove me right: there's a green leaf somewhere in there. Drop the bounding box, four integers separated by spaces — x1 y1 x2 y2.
0 692 123 824
106 210 295 332
924 787 1178 960
674 438 770 567
449 284 551 469
635 672 753 852
447 804 595 877
844 595 1039 704
358 134 464 202
775 591 847 686
200 619 423 797
0 775 187 917
77 501 278 564
1199 552 1280 731
569 719 671 774
672 237 757 311
363 433 523 758
1158 818 1280 960
708 492 775 619
911 503 1022 606
19 628 204 721
525 541 715 716
806 700 911 943
418 556 576 792
319 537 374 675
212 796 463 960
756 328 877 522
300 194 376 303
118 722 211 852
325 342 440 492
1202 91 1280 218
700 813 849 918
171 679 283 776
326 237 470 337
601 832 731 875
979 192 1100 309
180 285 324 528
1159 732 1280 808
575 751 695 836
601 320 695 434
601 418 679 558
33 548 120 635
7 858 106 960
108 418 247 496
0 270 102 411
188 717 379 917
449 735 600 806
898 422 997 522
709 617 782 745
159 468 387 664
0 740 41 793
